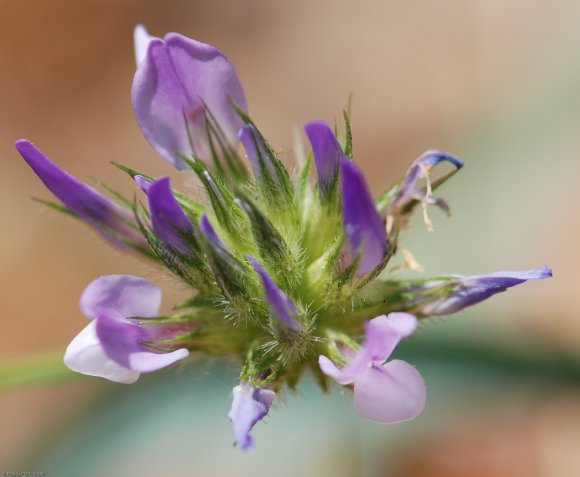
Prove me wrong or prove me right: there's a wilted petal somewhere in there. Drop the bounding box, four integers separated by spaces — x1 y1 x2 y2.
80 274 162 319
228 383 276 450
251 259 301 331
132 32 247 168
304 120 344 196
148 177 194 253
95 312 189 372
389 149 464 218
64 321 140 384
133 24 157 65
353 360 426 423
340 159 388 275
16 140 144 248
417 265 552 316
239 124 277 183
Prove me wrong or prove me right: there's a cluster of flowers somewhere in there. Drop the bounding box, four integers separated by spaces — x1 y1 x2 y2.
17 26 551 450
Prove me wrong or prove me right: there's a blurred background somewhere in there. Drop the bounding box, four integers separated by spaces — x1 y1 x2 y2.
0 0 579 475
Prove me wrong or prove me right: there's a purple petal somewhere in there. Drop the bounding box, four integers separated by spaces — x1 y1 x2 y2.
16 140 145 249
239 124 278 183
133 24 157 65
389 149 464 216
417 265 552 316
132 32 247 169
64 321 140 384
318 355 341 378
228 383 276 450
251 259 301 331
304 120 345 195
318 313 418 385
80 274 162 319
148 177 194 253
362 313 418 362
95 312 189 372
353 360 426 423
340 159 388 275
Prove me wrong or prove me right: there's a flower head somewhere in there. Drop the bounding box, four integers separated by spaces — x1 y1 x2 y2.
18 25 552 450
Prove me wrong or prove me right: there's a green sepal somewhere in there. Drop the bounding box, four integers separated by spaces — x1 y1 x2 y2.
198 233 260 324
342 109 353 159
232 104 294 203
181 155 248 243
32 197 74 217
235 194 291 271
174 294 217 310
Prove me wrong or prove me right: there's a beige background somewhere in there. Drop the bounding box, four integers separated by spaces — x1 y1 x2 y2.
0 1 578 475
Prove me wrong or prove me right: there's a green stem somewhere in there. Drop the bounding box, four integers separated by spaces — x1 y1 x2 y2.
0 351 77 390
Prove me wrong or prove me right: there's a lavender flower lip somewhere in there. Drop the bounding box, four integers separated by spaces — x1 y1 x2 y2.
17 25 552 450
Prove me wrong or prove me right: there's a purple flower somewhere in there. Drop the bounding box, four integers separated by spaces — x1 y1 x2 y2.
411 265 553 316
319 313 425 423
304 120 345 196
64 275 189 383
147 177 194 254
341 159 388 276
387 150 464 222
228 382 276 450
15 139 146 250
251 259 301 331
131 25 247 169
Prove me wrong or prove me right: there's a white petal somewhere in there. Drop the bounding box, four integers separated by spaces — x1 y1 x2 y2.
134 24 157 65
64 321 140 384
